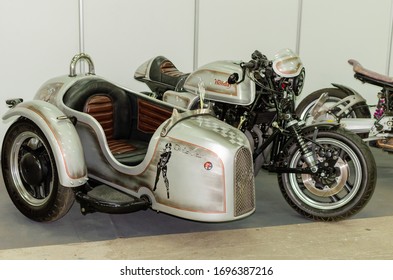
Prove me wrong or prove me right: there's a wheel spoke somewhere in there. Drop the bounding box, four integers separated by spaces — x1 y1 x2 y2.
38 183 46 198
344 182 352 192
338 149 350 162
25 183 37 197
330 195 339 203
19 143 34 155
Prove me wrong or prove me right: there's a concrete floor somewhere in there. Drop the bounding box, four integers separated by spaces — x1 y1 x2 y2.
0 147 393 260
1 216 393 260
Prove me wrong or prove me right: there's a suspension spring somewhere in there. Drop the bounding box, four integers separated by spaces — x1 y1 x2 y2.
287 120 318 172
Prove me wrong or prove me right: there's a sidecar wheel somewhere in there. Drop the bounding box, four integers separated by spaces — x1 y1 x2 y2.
1 119 75 222
277 127 376 221
296 88 370 126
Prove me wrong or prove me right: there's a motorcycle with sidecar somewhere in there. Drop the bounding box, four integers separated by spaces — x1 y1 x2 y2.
1 53 256 223
1 52 378 223
134 49 377 221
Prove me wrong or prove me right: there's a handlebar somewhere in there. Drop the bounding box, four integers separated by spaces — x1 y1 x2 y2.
228 50 269 84
241 50 269 71
241 60 258 70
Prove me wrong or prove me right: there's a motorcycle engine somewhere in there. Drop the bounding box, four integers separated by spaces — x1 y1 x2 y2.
212 103 244 128
223 107 241 127
212 101 273 165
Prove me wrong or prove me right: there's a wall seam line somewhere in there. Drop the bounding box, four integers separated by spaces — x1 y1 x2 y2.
296 0 303 54
386 0 393 75
193 0 200 70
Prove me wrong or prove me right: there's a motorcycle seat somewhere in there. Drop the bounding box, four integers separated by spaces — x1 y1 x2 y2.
348 59 393 87
149 56 189 88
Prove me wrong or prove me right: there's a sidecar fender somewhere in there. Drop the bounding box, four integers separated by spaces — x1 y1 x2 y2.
2 100 87 187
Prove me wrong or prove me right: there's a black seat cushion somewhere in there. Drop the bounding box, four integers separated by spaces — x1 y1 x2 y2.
149 56 189 87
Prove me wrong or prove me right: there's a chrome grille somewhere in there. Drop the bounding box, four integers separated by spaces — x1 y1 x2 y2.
234 147 255 217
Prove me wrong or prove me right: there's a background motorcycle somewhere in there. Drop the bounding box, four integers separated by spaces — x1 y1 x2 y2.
134 49 377 221
296 59 393 151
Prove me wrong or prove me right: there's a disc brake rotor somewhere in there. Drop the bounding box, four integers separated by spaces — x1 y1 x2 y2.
301 157 349 197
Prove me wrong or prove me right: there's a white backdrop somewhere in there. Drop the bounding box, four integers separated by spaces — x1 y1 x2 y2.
1 0 393 141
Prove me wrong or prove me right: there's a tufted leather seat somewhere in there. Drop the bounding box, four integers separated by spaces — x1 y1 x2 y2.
63 78 147 166
149 56 189 88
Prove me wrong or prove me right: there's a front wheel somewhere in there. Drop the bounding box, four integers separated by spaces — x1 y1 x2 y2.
1 119 75 222
277 127 376 221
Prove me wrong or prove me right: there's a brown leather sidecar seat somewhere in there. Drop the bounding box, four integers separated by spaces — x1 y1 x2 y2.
63 78 147 166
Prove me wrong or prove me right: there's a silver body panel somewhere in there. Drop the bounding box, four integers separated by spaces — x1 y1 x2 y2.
339 118 375 134
162 90 199 109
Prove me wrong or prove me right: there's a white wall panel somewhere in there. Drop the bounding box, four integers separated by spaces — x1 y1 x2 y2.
2 0 393 140
83 0 195 92
298 0 392 105
197 0 299 67
0 0 79 140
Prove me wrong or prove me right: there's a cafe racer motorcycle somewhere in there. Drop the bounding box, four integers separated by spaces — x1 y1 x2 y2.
134 49 377 221
296 59 393 153
1 53 257 223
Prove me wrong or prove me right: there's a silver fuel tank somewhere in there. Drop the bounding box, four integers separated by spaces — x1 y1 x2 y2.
183 61 256 106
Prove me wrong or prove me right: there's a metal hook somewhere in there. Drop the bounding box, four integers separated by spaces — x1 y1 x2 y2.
69 53 95 77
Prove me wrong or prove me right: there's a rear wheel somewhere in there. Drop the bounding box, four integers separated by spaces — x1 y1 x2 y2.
1 119 75 222
278 127 376 221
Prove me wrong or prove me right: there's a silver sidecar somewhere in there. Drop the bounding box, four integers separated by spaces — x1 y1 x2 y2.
1 54 255 223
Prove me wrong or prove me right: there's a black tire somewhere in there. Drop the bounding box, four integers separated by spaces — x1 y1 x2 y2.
296 87 370 125
1 119 75 222
277 127 376 221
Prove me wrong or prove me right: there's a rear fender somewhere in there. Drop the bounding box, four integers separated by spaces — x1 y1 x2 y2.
331 83 363 97
2 100 87 187
311 84 370 119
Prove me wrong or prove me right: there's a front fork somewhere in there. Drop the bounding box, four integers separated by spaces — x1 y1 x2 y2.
286 119 319 173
